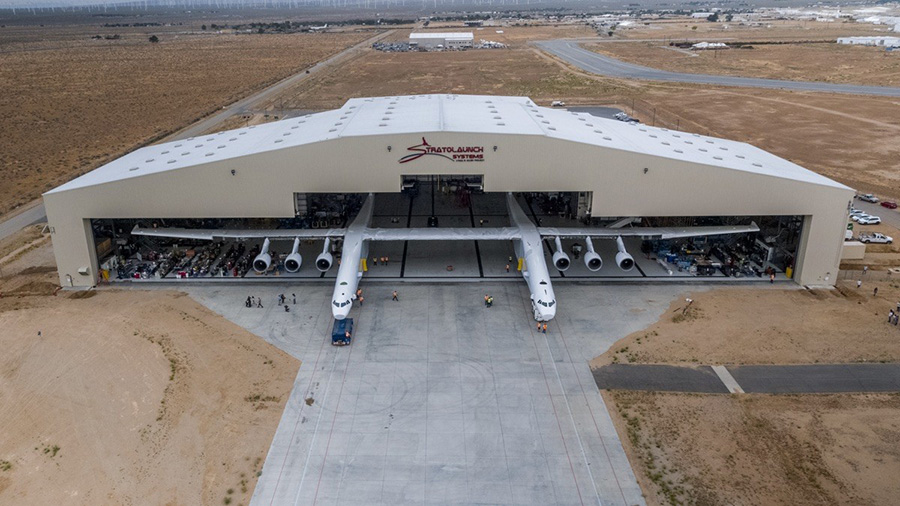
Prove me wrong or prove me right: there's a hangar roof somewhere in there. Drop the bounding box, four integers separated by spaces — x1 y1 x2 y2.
47 94 849 194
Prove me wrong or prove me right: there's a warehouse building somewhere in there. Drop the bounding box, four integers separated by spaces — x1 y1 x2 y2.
409 32 474 49
43 94 853 288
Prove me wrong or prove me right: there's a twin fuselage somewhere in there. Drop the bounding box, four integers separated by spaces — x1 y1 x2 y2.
327 193 556 321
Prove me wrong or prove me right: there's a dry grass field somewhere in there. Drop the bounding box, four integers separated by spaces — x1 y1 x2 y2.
612 18 891 41
257 25 614 110
0 229 299 504
588 41 900 86
0 27 368 218
606 391 900 506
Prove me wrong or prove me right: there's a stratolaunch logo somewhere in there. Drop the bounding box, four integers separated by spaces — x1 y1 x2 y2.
399 137 484 164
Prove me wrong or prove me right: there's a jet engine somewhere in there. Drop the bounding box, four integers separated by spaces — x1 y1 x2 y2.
316 238 333 272
615 236 635 272
552 237 571 271
252 238 272 273
284 238 302 273
583 237 603 272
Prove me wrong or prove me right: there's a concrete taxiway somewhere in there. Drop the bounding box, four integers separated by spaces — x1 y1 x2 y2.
537 40 900 97
185 282 691 505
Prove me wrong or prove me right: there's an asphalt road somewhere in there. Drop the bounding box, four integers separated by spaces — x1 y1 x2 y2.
0 30 393 240
593 363 900 393
0 203 46 242
537 40 900 98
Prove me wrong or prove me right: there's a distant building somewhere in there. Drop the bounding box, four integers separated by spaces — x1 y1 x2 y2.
837 36 900 48
691 12 716 18
692 41 728 50
409 32 474 49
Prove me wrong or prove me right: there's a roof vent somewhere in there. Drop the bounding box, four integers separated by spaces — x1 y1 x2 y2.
578 117 586 121
674 149 683 153
719 146 728 151
603 136 612 141
497 122 506 126
379 123 387 127
167 160 176 164
685 141 693 144
649 134 657 138
181 152 190 156
145 158 155 163
174 144 182 147
328 128 337 132
699 148 708 152
291 126 298 130
129 167 139 171
239 132 247 135
706 140 714 144
205 153 214 157
161 150 170 155
548 127 557 131
713 156 723 160
673 134 681 138
283 133 291 136
542 120 550 124
218 145 225 149
586 124 593 127
493 116 502 120
195 144 203 148
661 142 670 146
274 139 283 143
639 128 647 132
736 155 745 159
753 163 763 167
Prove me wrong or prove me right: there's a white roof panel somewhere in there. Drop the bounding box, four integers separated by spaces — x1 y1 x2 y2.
47 94 849 194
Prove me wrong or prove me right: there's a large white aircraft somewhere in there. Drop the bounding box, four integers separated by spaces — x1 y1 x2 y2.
131 193 758 321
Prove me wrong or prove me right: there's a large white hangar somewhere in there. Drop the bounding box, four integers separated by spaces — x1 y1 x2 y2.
44 94 852 317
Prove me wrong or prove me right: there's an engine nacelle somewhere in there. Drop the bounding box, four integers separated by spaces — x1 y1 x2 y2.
316 252 333 272
583 237 602 271
552 236 570 271
584 252 602 271
316 238 333 272
615 236 635 272
252 238 272 273
284 238 302 273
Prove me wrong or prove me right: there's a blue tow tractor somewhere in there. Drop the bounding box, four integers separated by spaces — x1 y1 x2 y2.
332 318 353 346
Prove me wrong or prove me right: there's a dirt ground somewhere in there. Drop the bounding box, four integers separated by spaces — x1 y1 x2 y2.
0 231 299 505
588 40 900 86
260 25 617 110
0 26 368 218
593 280 900 367
605 391 900 506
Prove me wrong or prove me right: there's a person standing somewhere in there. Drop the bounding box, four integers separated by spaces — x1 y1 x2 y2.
889 310 895 324
505 264 510 273
392 290 399 301
874 287 879 297
864 265 869 275
484 295 489 307
292 293 296 304
857 280 862 289
356 288 363 299
537 321 541 332
257 297 263 308
359 295 364 307
542 323 547 334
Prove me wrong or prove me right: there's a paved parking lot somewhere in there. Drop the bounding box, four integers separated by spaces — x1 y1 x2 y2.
186 282 689 505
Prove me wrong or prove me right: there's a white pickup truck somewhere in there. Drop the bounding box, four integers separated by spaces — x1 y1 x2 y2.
858 232 893 244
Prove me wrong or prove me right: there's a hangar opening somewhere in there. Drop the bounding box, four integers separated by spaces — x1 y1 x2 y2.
89 186 801 282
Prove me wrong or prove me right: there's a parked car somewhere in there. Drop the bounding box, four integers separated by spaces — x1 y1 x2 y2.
850 209 865 217
881 201 898 209
851 213 871 222
857 193 880 203
859 232 893 244
858 216 882 225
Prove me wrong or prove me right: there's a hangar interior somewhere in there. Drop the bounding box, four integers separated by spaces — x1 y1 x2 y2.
92 180 801 282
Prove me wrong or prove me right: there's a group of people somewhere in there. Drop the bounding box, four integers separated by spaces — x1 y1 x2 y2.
888 302 900 326
244 293 296 309
371 256 391 266
484 294 494 307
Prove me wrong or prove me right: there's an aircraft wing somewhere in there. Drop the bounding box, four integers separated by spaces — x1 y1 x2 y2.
363 227 522 241
130 225 345 241
538 222 759 240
